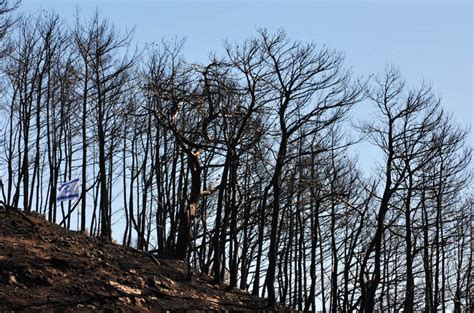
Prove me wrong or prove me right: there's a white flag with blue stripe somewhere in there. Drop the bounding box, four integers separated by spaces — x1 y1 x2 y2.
57 178 80 202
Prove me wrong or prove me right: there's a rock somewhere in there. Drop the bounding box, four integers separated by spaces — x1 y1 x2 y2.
119 275 145 289
108 280 142 296
7 273 17 285
133 297 146 306
118 297 132 304
146 275 175 290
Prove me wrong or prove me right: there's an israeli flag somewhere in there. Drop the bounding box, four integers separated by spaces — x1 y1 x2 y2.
57 178 80 202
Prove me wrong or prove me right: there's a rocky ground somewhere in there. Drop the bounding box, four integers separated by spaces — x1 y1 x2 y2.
0 208 285 312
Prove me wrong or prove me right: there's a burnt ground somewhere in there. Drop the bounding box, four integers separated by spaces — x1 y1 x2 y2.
0 209 286 312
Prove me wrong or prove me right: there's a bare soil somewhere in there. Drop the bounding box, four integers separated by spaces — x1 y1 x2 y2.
0 209 282 312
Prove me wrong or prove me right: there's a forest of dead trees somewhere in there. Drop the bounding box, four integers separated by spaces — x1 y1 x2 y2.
0 2 472 312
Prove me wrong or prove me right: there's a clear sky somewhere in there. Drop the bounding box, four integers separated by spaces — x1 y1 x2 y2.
18 0 473 172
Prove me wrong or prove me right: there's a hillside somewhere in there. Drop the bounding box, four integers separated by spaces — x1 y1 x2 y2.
0 208 280 311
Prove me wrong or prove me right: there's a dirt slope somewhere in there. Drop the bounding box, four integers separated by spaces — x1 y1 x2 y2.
0 209 280 312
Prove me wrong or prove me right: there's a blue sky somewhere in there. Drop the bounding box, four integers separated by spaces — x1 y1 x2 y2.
19 0 473 171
